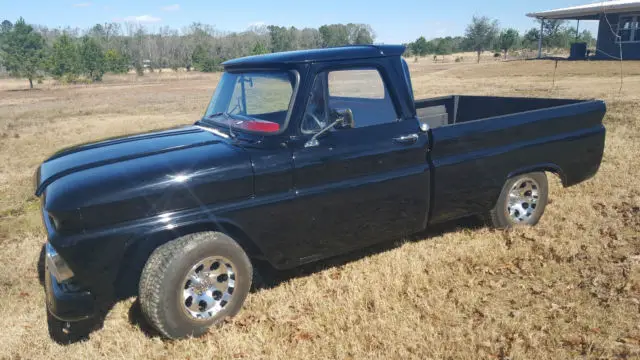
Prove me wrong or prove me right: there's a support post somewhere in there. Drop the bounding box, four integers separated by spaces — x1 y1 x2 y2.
538 18 544 59
576 19 580 41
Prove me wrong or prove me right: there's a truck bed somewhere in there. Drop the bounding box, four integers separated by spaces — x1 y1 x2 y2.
415 95 587 129
418 94 606 224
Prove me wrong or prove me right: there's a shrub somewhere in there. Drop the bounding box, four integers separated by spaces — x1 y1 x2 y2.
199 58 222 73
60 72 79 84
104 49 129 74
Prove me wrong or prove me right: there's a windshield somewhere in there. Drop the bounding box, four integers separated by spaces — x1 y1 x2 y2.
203 70 297 134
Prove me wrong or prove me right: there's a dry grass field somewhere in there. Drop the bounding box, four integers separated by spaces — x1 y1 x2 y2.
0 58 639 359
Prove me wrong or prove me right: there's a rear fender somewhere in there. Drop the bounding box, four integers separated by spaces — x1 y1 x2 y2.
484 163 567 215
506 163 566 186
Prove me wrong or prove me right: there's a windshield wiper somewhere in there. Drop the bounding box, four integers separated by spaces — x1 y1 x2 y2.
205 112 237 139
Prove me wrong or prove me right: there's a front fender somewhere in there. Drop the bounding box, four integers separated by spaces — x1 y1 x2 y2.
137 215 266 260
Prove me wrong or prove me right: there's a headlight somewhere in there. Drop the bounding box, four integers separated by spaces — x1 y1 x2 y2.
45 243 74 282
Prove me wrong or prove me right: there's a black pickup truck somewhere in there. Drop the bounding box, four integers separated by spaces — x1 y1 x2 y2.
37 45 606 339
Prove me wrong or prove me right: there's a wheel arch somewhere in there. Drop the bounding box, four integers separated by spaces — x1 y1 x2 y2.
114 219 265 298
486 164 559 218
506 163 566 187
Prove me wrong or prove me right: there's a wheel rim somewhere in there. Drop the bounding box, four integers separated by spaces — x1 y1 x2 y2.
506 177 540 223
180 256 236 320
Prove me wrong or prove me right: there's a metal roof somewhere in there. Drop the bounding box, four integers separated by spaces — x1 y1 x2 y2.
222 45 406 68
527 0 640 20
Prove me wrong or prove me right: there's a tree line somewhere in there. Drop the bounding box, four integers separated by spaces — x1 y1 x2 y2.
0 18 375 88
406 16 596 62
1 15 596 88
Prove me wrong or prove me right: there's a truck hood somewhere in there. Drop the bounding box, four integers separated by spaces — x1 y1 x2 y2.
37 125 255 231
35 125 224 196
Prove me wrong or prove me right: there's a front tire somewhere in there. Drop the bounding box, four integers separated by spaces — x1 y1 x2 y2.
138 231 252 339
489 172 548 229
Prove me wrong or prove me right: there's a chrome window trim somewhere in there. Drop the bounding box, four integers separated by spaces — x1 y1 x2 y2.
300 67 399 135
206 69 300 136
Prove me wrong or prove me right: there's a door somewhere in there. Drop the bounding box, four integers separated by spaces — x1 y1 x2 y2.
287 66 431 263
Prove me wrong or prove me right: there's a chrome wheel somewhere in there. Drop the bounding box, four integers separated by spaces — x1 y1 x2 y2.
506 177 540 223
181 256 235 320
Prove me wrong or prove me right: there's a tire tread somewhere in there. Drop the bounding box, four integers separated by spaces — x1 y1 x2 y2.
139 232 249 339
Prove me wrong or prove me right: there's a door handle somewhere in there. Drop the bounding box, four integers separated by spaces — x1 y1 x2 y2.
393 133 419 144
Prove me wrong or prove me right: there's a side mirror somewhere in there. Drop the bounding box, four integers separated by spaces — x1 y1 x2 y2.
304 108 356 148
333 108 355 130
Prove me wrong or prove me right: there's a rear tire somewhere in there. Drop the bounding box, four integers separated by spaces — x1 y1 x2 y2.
489 172 548 229
138 231 252 339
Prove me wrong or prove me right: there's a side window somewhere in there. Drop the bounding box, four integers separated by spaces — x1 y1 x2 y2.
328 69 386 99
618 16 634 42
302 68 398 133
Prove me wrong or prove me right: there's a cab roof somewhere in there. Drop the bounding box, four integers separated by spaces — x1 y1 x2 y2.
222 45 406 69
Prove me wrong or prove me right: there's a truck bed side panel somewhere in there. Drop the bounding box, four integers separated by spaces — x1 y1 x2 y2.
454 96 584 123
428 100 606 224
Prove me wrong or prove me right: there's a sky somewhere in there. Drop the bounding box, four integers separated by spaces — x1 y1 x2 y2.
1 0 601 43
